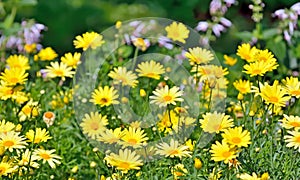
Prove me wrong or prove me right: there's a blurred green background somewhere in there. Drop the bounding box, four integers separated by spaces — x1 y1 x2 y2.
16 0 299 55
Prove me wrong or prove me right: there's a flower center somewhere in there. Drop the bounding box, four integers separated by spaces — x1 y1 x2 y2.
90 122 99 130
290 122 300 127
40 153 51 160
127 138 137 145
100 98 108 104
54 70 64 76
3 140 14 147
269 96 278 103
252 69 261 74
291 90 300 96
22 106 32 115
163 95 172 102
232 137 241 144
213 124 221 131
44 112 54 119
222 151 231 158
10 77 19 83
169 149 179 155
0 167 6 174
119 162 130 169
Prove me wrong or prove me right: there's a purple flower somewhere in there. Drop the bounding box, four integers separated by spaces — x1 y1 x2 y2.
158 36 173 49
291 2 300 15
212 24 225 37
210 0 222 14
224 0 235 7
284 30 291 44
273 9 288 19
220 17 232 27
196 21 209 32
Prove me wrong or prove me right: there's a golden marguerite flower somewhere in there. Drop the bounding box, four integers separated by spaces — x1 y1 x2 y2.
156 139 191 159
36 47 58 61
0 157 15 176
73 32 105 51
243 61 269 77
210 140 237 164
0 131 27 152
284 130 300 152
136 60 165 80
150 85 183 107
90 86 119 107
236 43 257 62
133 38 147 51
165 22 189 44
18 149 39 168
0 119 15 134
282 76 300 98
233 79 252 94
108 67 138 87
80 112 108 139
200 111 234 134
221 126 251 148
223 55 237 66
97 127 124 144
119 127 148 148
238 172 260 180
185 47 214 65
26 128 52 144
0 68 28 86
33 148 62 168
105 148 143 173
280 114 300 130
61 52 81 69
6 54 30 70
44 62 75 81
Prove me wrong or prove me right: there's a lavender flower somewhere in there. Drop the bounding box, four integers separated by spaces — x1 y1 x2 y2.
273 9 288 19
219 17 232 27
212 24 225 37
210 0 222 15
158 36 173 49
291 2 300 15
196 21 209 32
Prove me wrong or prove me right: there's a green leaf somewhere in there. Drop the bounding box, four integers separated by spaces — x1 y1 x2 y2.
234 31 253 42
266 38 286 62
262 28 279 40
18 0 37 6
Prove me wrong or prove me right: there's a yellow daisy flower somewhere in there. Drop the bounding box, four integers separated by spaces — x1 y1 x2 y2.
108 67 138 87
119 127 148 148
200 111 234 134
0 131 27 152
243 61 269 77
0 157 15 176
18 149 39 168
90 86 119 107
133 38 147 51
73 32 105 51
221 127 251 147
233 79 252 94
36 47 58 61
150 85 183 107
43 111 56 127
157 110 176 133
97 127 124 144
238 172 260 180
0 119 15 134
26 128 52 144
80 112 108 139
284 130 300 152
136 60 165 80
236 43 258 62
282 76 300 98
44 62 75 81
156 139 191 159
223 55 237 66
24 43 37 53
259 80 291 107
210 140 237 164
165 22 189 44
18 100 39 121
33 148 62 168
185 47 214 65
105 148 143 173
280 114 300 130
61 52 81 69
6 54 30 70
0 68 28 86
172 163 188 179
191 65 228 82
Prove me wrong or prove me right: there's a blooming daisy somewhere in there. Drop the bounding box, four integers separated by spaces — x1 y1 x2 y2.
233 79 252 94
73 31 105 51
280 114 300 130
0 157 15 176
6 54 30 70
33 148 62 168
97 127 124 144
18 149 39 168
259 80 291 107
119 127 148 148
150 85 183 107
238 172 260 180
0 131 27 152
43 111 56 127
210 140 237 163
282 76 300 98
19 100 39 121
165 22 189 44
90 86 119 107
172 163 188 179
221 127 251 147
223 55 237 66
156 139 191 159
185 47 214 65
136 60 165 80
108 67 138 87
236 43 257 62
243 61 269 77
105 148 143 173
80 112 108 139
0 119 15 134
157 110 176 133
36 47 58 61
133 38 148 51
24 43 37 53
44 62 75 81
0 68 28 86
200 111 234 134
61 52 81 69
26 128 52 144
284 130 300 152
191 65 228 82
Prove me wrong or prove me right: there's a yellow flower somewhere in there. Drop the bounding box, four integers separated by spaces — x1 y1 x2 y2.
33 148 62 168
0 119 15 134
36 47 58 61
259 80 291 107
284 130 300 152
282 76 300 98
172 163 188 179
221 126 251 147
26 128 52 144
19 100 39 121
261 172 269 180
6 54 30 70
136 60 165 80
223 55 237 66
119 127 148 148
90 86 119 107
156 139 191 159
44 62 75 81
150 85 183 107
0 68 28 86
139 89 147 97
233 79 251 94
165 22 189 43
0 131 27 152
210 140 237 164
280 114 300 130
208 167 222 180
200 111 234 134
243 61 269 77
115 21 122 29
18 149 39 168
97 127 124 144
194 158 202 169
133 38 147 51
24 43 37 53
0 157 15 176
73 32 105 51
236 43 257 62
108 67 138 87
185 47 214 65
80 112 108 139
185 139 195 151
238 172 260 180
157 110 176 133
43 111 56 127
61 52 81 69
191 65 228 82
105 148 143 173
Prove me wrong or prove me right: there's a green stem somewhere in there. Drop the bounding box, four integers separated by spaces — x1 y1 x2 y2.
207 87 213 112
131 47 139 70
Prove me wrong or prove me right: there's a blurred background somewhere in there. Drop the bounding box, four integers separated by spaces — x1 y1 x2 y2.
15 0 299 55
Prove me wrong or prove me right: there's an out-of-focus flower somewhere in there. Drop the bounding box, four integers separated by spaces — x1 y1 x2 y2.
61 52 81 69
108 67 138 87
223 55 237 66
90 86 119 107
43 111 55 127
73 32 105 51
196 21 209 32
158 36 173 49
165 22 190 44
212 24 225 37
136 60 165 80
150 85 183 107
36 47 58 61
80 112 108 139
